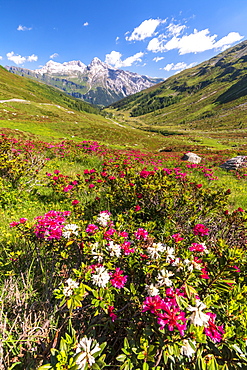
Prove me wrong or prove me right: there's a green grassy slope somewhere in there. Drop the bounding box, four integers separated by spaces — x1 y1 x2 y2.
108 40 247 131
0 66 171 149
0 66 100 114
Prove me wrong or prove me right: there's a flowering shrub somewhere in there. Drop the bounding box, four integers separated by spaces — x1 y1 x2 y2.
9 205 247 369
1 134 247 369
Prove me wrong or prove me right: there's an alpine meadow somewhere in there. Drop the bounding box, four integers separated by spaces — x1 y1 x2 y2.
0 39 247 370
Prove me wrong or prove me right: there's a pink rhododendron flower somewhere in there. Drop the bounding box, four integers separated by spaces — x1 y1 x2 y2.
232 265 240 272
86 224 99 234
121 241 135 255
110 268 127 288
19 218 27 224
200 267 210 279
193 224 209 236
134 228 148 240
34 210 70 240
88 263 103 273
204 313 224 342
63 185 74 192
140 169 155 178
140 253 149 259
104 228 116 240
142 295 165 314
108 306 117 322
189 243 207 253
9 221 20 227
119 231 128 239
157 306 187 336
172 233 184 242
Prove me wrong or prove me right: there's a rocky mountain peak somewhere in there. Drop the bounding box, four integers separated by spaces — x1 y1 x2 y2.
8 56 164 106
63 60 86 68
88 57 110 70
35 60 86 75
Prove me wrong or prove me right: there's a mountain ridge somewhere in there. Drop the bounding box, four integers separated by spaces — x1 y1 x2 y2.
6 58 164 107
108 39 247 131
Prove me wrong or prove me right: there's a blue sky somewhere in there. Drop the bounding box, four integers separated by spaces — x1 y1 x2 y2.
0 0 246 78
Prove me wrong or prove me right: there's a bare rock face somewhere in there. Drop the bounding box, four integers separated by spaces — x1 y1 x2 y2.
220 155 247 170
6 58 164 106
181 152 202 164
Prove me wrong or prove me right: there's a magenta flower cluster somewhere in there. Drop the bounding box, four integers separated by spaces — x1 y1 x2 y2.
34 210 71 240
142 290 224 342
193 223 209 236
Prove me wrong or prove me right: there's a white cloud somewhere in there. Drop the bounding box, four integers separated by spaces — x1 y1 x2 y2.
83 22 89 26
166 23 186 36
147 28 244 54
105 50 144 68
0 56 2 60
50 53 59 59
6 51 38 65
115 36 120 43
27 54 38 62
17 25 32 31
162 61 196 72
214 32 244 49
126 18 165 41
153 56 164 62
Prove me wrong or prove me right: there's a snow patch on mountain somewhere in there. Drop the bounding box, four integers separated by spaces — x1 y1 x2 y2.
35 60 87 75
8 57 164 106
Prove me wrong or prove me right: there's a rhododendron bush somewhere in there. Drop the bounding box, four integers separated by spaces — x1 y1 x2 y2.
0 134 247 369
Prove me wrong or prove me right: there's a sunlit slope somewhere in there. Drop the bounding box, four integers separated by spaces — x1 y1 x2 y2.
0 66 168 149
108 40 247 130
0 65 100 114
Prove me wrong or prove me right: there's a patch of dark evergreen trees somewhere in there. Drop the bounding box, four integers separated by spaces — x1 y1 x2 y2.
130 94 181 116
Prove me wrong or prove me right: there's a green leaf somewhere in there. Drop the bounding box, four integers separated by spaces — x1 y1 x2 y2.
117 354 127 362
195 357 206 370
92 363 101 370
207 356 219 370
143 363 149 370
8 364 23 370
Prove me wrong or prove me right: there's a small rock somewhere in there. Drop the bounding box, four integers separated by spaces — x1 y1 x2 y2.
220 155 247 170
181 152 202 164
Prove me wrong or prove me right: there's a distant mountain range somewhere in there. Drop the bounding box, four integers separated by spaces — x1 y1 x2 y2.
109 39 247 131
6 58 164 107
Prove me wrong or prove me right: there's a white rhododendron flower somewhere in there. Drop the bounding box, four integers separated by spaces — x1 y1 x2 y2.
91 242 104 263
164 246 176 263
180 339 196 358
183 259 202 272
63 278 79 296
107 241 121 257
75 336 101 369
97 211 110 227
145 283 160 296
157 269 174 287
62 223 79 238
187 300 210 326
92 266 110 288
147 242 165 259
